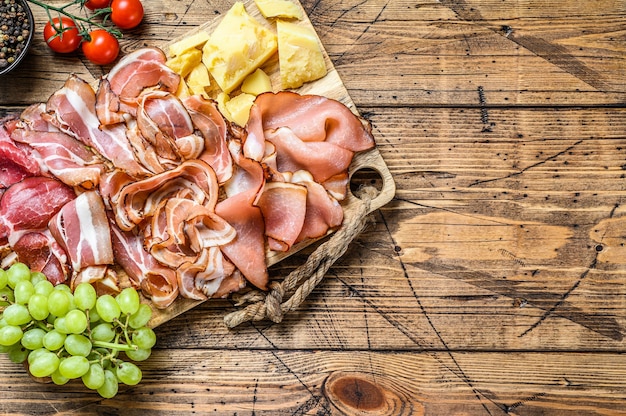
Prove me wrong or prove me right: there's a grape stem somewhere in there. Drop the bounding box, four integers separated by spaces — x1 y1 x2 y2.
92 340 139 352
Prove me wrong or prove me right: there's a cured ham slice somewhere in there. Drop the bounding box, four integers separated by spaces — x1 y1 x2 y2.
13 231 69 286
105 47 179 99
183 95 233 184
48 190 114 273
177 246 235 300
264 126 354 184
111 159 219 231
109 219 178 308
0 177 76 244
245 91 375 162
11 129 106 189
0 123 41 189
291 170 344 243
255 181 308 252
45 75 148 177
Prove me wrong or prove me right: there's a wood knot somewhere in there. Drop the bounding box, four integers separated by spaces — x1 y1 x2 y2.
322 371 423 415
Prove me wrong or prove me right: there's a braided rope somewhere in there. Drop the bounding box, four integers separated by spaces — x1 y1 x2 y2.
223 186 377 328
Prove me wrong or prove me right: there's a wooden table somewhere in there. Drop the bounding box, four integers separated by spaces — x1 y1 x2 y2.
1 0 626 414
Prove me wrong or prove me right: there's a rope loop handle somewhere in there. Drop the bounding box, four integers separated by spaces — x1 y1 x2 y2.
223 185 378 328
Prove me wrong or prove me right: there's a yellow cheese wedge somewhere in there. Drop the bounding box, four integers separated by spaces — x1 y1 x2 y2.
276 20 327 89
175 79 192 99
225 93 256 126
166 48 203 79
216 92 233 121
187 62 211 89
254 0 303 20
168 30 210 57
241 68 272 95
202 2 278 94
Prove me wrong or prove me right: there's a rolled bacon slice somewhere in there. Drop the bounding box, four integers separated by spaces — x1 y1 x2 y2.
13 230 70 286
48 190 114 273
183 95 233 184
0 122 41 189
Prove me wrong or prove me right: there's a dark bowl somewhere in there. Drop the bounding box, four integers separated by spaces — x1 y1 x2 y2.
0 0 35 77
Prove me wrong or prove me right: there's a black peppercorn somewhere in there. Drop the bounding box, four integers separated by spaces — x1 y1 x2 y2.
0 0 30 70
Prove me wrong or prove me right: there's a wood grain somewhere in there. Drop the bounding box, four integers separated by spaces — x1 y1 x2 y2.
1 0 625 414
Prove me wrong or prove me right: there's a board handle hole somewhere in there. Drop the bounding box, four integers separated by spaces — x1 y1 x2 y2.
350 167 383 200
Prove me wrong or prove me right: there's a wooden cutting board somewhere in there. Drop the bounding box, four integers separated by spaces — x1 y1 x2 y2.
146 0 396 327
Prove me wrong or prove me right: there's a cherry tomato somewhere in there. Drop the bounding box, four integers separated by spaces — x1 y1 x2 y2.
110 0 144 30
43 17 82 54
84 0 111 10
82 30 119 65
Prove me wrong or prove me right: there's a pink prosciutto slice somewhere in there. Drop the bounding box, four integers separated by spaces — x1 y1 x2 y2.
109 218 178 308
0 122 40 189
183 95 233 184
11 129 106 189
245 91 376 161
45 75 148 177
255 181 308 252
48 190 114 273
105 47 179 99
291 170 344 243
0 177 76 244
13 230 70 285
176 246 236 300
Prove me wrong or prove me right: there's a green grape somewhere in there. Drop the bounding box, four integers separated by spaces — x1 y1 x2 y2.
97 369 119 398
128 304 152 329
0 343 11 353
34 280 54 296
65 309 88 334
0 325 23 346
27 347 47 365
21 328 46 350
7 262 31 289
42 330 66 351
59 355 90 379
3 303 31 326
54 284 71 293
115 361 142 386
27 293 50 321
0 317 7 328
125 347 151 362
29 272 47 286
29 350 60 378
88 308 101 325
54 316 70 334
64 334 92 357
74 283 97 311
82 363 105 390
0 269 7 289
48 290 71 317
91 323 115 343
51 369 70 385
96 295 121 323
7 344 29 363
13 280 34 304
116 287 140 315
0 286 13 307
132 327 157 350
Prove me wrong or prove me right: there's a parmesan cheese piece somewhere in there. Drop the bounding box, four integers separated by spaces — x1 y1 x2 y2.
254 0 303 20
166 48 203 79
225 93 256 126
241 68 272 96
276 20 327 89
168 30 210 57
202 2 278 94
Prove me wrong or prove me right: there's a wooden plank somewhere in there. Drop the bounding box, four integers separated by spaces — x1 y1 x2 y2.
2 350 626 415
2 0 623 106
147 106 626 351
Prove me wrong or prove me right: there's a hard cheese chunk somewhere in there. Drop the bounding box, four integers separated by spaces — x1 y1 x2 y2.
202 2 278 94
241 68 272 95
169 30 210 58
277 20 327 89
254 0 303 20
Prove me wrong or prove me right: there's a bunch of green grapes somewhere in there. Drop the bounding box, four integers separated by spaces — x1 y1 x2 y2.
0 262 156 398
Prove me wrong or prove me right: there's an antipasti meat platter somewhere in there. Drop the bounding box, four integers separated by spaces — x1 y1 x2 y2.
0 0 395 387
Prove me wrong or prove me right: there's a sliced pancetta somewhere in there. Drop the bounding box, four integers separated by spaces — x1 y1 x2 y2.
48 190 114 273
